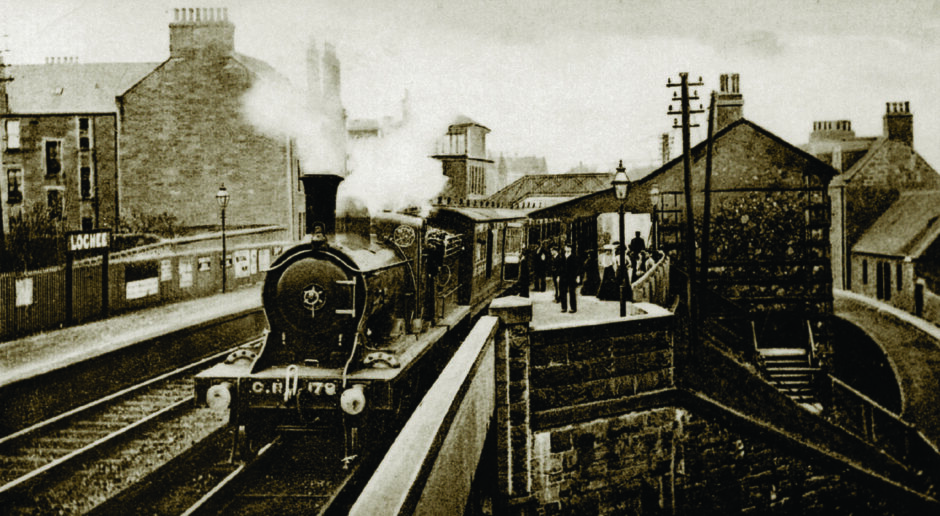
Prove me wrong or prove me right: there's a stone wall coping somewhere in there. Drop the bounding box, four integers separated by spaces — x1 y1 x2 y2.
350 315 500 515
489 295 533 325
836 288 940 345
530 302 672 332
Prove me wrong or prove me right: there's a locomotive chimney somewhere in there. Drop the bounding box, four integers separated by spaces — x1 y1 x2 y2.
300 174 344 240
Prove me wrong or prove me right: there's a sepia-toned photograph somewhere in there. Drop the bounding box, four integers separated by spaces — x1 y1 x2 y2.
1 0 940 513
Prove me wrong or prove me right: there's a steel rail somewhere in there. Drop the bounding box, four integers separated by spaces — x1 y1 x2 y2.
0 337 263 497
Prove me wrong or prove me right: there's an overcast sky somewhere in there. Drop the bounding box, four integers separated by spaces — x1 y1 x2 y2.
5 0 940 173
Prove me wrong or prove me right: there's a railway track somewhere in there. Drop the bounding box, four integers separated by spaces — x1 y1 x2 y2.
93 431 367 516
0 338 262 514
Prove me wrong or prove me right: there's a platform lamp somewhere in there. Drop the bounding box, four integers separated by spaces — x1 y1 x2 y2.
216 183 230 293
612 161 630 317
649 185 660 251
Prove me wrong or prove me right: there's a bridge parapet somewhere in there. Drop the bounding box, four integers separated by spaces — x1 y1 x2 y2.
350 315 500 515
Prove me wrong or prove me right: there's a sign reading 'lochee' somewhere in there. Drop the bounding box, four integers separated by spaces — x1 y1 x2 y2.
66 230 111 253
64 229 112 323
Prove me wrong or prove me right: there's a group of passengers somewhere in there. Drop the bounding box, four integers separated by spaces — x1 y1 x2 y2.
523 231 661 312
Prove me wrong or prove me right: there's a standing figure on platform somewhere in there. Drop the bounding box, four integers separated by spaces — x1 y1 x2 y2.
518 246 530 298
580 249 600 297
551 246 563 302
559 244 580 313
597 243 632 302
629 231 646 278
533 243 548 292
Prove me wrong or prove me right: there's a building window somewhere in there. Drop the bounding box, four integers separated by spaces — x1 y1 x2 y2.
469 165 485 196
45 140 62 176
78 117 89 131
47 189 63 219
82 217 93 231
5 120 20 149
897 263 903 291
7 168 23 204
80 166 93 199
883 262 891 301
862 259 867 285
79 136 89 150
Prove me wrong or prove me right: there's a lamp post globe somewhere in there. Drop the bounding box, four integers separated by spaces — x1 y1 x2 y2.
612 161 630 317
216 184 230 292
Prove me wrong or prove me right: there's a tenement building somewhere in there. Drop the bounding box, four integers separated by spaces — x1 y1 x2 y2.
1 7 345 239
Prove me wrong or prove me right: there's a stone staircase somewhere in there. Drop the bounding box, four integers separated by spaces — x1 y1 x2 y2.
758 348 822 413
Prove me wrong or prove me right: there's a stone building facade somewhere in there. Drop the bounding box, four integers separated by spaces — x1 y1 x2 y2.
432 116 495 200
118 7 304 233
1 7 346 240
802 102 940 290
0 59 154 234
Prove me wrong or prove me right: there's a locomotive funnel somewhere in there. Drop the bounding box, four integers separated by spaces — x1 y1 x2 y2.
300 174 345 237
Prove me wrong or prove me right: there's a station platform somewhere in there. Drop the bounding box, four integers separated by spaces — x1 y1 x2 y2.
0 286 262 388
524 287 670 331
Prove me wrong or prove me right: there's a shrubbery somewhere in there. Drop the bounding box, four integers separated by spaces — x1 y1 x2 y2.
1 208 185 273
1 204 66 273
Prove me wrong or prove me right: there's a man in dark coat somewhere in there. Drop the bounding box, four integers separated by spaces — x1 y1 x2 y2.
629 231 646 278
551 246 563 302
559 244 580 313
580 249 600 297
533 243 548 292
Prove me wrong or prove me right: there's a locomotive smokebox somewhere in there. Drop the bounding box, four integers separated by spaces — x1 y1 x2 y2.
300 174 345 237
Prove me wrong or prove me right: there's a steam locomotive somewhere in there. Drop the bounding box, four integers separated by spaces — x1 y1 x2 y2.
194 174 535 460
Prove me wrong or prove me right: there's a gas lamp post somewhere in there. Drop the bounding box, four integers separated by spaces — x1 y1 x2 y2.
216 183 230 292
612 161 630 317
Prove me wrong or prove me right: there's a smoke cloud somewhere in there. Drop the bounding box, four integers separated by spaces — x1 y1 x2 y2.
341 96 452 216
241 64 451 218
241 73 343 174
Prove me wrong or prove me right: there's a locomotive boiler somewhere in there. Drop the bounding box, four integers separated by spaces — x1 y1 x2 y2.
194 172 534 461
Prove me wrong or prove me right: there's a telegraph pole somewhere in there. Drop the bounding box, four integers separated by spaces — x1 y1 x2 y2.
700 91 717 322
667 73 704 328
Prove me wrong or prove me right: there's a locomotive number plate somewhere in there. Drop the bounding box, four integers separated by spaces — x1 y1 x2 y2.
248 380 337 396
306 381 337 396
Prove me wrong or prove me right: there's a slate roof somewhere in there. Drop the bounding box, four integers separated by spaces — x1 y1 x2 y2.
853 191 940 258
528 118 837 220
488 173 615 206
433 205 532 221
449 114 488 131
5 62 158 114
830 137 940 188
5 51 283 116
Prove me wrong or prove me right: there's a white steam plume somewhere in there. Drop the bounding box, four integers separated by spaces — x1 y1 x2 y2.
341 97 453 216
241 73 344 177
242 71 452 217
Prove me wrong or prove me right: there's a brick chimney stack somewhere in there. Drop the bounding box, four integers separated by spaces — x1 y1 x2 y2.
809 120 855 142
883 101 913 147
169 7 235 58
715 73 743 130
